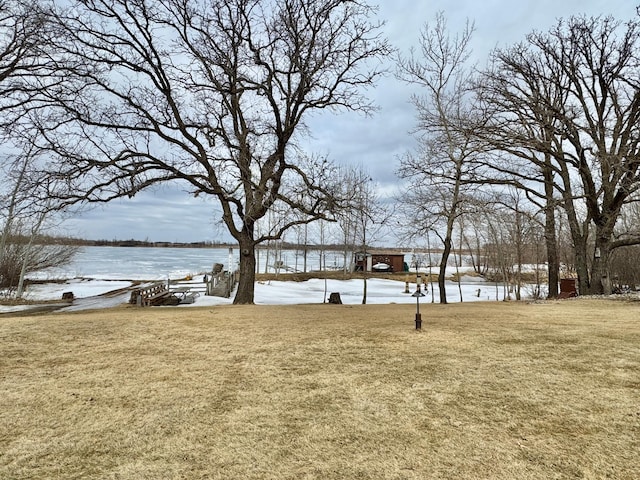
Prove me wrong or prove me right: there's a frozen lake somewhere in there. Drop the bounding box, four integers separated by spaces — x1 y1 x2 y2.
32 246 360 281
36 246 238 281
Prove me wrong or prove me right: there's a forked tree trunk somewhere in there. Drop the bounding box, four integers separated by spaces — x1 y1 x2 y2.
573 235 590 295
562 194 590 294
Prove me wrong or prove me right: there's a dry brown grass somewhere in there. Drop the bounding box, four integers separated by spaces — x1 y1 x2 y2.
1 299 639 479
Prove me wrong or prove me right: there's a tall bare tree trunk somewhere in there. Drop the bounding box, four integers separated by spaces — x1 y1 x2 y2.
455 221 464 302
235 233 257 305
362 275 368 305
16 209 47 298
565 207 590 295
591 229 615 295
438 235 452 304
303 224 308 273
543 160 560 298
427 235 435 303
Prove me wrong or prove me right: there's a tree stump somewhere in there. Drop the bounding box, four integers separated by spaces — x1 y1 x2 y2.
328 292 342 304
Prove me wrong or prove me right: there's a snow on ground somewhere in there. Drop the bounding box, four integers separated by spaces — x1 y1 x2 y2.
0 275 511 314
27 279 133 300
245 278 505 306
0 279 134 314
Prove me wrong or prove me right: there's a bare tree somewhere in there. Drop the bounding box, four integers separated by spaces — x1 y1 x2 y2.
33 0 389 304
483 209 516 300
477 40 578 299
335 170 359 277
0 142 77 295
479 15 640 295
0 1 77 295
494 188 542 300
461 213 488 275
396 13 488 304
339 165 390 304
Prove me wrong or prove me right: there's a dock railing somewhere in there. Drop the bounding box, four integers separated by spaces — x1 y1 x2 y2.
205 269 238 298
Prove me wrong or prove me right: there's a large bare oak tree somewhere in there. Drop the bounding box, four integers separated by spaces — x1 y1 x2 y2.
35 0 389 303
479 15 640 295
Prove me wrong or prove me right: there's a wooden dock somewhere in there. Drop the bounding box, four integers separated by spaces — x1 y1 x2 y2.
129 282 200 307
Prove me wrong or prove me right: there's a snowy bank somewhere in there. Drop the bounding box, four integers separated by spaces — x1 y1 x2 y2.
1 275 513 314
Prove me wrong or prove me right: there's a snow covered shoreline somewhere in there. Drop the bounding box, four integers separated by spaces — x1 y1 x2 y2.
0 246 522 313
1 274 512 314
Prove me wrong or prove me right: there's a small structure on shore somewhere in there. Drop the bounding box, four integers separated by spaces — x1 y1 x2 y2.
559 278 578 299
354 250 406 273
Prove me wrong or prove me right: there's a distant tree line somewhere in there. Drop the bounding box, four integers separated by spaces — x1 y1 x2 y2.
55 238 237 249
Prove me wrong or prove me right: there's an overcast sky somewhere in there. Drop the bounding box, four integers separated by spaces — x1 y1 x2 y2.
65 0 637 244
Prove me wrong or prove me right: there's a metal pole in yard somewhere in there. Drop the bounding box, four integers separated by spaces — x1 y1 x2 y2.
412 280 425 330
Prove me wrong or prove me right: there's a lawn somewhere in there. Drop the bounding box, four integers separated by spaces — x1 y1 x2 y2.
1 299 639 479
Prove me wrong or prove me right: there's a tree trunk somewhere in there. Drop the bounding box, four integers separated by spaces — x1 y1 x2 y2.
427 234 435 303
543 162 560 298
590 255 610 295
361 239 368 304
455 251 463 302
574 239 590 295
514 212 522 301
455 229 464 302
562 192 590 294
438 236 451 304
0 156 28 269
590 233 613 295
234 236 256 304
362 275 367 304
502 265 511 300
544 210 560 298
303 224 308 273
16 245 32 299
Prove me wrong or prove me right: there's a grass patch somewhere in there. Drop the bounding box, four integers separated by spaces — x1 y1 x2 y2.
1 299 639 479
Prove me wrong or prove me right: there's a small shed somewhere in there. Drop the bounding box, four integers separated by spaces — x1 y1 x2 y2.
559 278 578 299
354 250 406 273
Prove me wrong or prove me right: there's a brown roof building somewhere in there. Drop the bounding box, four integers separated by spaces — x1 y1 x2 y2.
354 250 407 273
